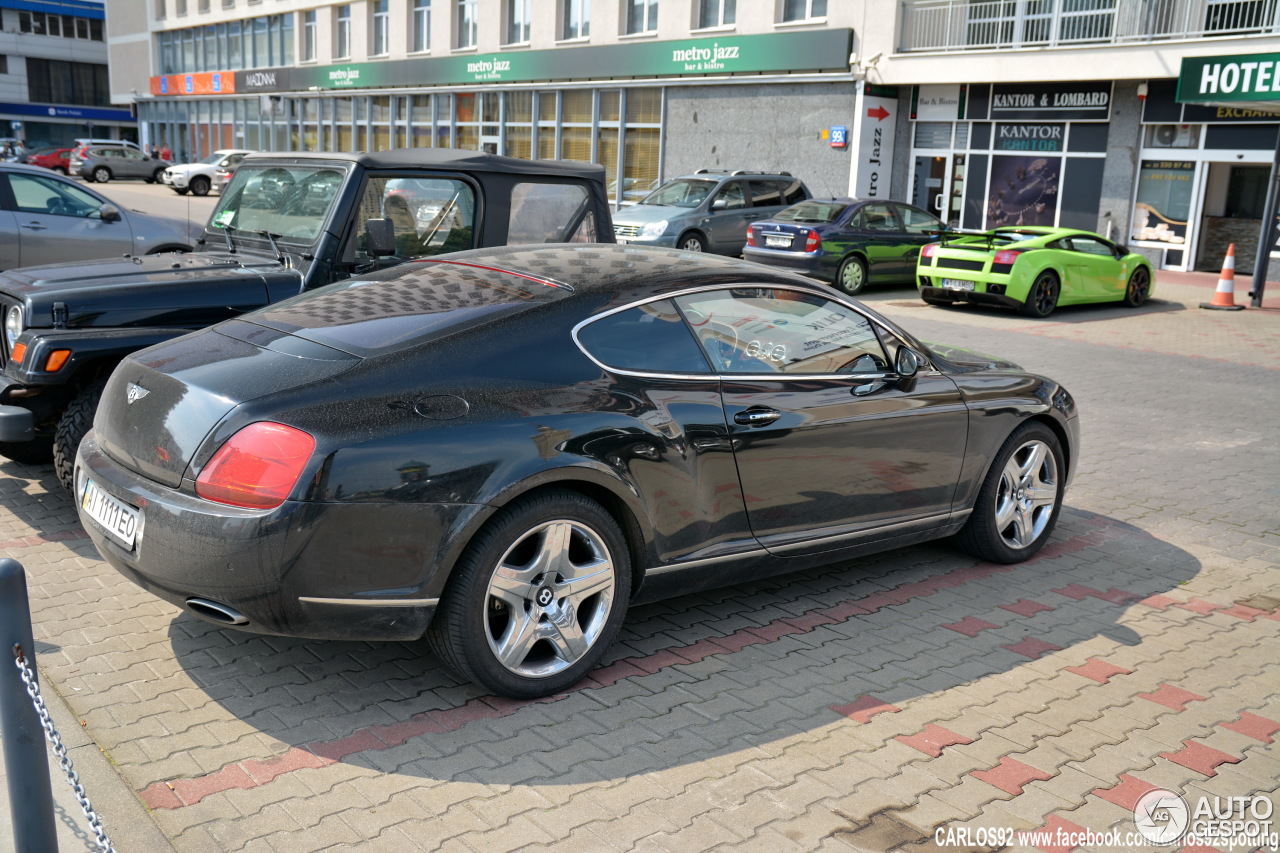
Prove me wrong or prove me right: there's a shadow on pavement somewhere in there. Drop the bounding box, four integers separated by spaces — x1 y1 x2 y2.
159 504 1197 787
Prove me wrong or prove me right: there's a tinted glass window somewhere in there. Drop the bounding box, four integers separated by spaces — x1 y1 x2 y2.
896 204 944 235
640 178 716 208
674 289 888 375
712 181 747 210
8 173 102 217
577 299 710 374
355 175 476 260
859 203 900 232
748 180 784 208
776 200 848 224
778 178 808 205
508 182 591 244
1069 236 1115 256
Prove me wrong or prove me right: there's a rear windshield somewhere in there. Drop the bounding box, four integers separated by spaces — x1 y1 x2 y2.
244 261 561 357
775 201 848 224
991 229 1047 243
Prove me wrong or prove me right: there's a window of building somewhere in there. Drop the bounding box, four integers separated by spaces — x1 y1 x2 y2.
506 0 531 44
17 10 103 40
26 58 110 106
371 0 389 55
176 0 187 14
456 0 477 48
0 56 7 74
696 0 737 28
562 0 589 39
302 10 316 61
155 0 166 19
626 0 658 34
198 0 210 13
223 0 235 8
335 5 351 58
412 0 431 52
781 0 826 22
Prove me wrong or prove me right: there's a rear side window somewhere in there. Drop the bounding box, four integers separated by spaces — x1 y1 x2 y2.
508 182 592 244
896 204 943 235
779 179 808 205
577 299 710 374
749 180 783 208
354 175 476 260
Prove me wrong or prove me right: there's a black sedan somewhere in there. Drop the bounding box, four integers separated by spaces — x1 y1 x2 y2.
76 245 1077 699
743 198 945 295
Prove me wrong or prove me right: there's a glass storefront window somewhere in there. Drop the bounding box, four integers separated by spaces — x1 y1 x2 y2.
599 91 620 122
626 88 661 124
507 91 532 123
562 90 593 123
538 92 558 122
506 126 531 160
561 126 591 163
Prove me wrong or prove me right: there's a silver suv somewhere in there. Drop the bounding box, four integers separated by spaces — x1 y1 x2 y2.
612 169 809 255
71 145 171 184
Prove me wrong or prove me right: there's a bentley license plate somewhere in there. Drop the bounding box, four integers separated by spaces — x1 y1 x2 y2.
942 279 975 291
81 478 140 549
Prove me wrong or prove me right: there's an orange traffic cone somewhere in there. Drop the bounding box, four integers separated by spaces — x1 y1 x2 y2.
1200 244 1246 311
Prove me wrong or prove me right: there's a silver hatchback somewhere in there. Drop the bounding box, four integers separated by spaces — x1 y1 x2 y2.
71 146 172 184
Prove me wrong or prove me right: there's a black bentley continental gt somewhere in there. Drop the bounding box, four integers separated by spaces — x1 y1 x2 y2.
76 245 1078 698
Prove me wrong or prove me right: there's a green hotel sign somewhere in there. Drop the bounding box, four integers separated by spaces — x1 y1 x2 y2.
1177 52 1280 105
233 29 852 94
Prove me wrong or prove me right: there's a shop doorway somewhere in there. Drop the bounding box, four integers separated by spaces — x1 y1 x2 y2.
1195 162 1271 272
912 154 966 226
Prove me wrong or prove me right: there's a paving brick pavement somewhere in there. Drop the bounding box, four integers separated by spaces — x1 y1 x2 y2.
0 271 1275 852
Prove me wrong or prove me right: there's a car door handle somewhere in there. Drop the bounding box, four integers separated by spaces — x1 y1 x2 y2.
20 222 47 231
733 408 781 426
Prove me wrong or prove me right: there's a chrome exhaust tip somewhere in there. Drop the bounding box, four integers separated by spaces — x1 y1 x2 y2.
185 597 249 626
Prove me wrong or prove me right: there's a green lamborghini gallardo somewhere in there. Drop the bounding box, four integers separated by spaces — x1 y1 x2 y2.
916 227 1155 318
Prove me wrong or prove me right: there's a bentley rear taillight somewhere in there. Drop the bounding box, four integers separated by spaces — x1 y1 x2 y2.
195 422 315 509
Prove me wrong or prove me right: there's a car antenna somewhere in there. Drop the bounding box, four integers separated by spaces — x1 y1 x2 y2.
223 224 237 254
258 230 286 265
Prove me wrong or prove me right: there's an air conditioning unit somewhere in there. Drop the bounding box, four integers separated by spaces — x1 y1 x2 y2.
1152 124 1194 148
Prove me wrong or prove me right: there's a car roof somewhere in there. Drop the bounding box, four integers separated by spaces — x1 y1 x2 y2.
0 162 76 176
671 171 797 182
238 149 605 181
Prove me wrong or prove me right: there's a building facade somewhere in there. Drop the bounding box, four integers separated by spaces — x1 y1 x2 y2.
108 1 1279 272
0 0 135 149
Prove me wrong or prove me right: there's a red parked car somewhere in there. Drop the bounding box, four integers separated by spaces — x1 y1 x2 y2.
26 147 73 174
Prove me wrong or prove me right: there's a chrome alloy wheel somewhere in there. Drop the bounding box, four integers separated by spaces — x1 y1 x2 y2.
993 439 1058 549
483 519 617 679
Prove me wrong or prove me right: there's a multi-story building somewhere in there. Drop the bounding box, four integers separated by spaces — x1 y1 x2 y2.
0 0 135 149
109 1 1278 273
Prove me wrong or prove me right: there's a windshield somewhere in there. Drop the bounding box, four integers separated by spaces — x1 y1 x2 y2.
640 179 717 208
208 164 348 244
198 152 225 165
776 201 848 224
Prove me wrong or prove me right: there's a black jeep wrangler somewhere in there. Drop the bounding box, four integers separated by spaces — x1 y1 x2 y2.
0 149 612 488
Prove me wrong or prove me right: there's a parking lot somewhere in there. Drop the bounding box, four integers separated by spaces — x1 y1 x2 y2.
1 185 1277 853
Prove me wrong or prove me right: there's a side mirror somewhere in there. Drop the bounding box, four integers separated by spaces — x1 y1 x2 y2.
365 218 396 257
711 198 727 210
98 203 121 223
895 346 921 393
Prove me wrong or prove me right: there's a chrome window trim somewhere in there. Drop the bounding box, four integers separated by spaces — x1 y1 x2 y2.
570 281 940 381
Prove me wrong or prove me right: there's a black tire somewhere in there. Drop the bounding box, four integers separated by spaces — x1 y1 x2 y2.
427 489 630 698
835 255 869 296
1123 267 1150 308
1020 271 1060 318
173 188 189 196
0 439 55 465
677 232 707 253
953 421 1065 564
92 166 111 184
149 168 166 184
190 176 211 197
53 379 107 492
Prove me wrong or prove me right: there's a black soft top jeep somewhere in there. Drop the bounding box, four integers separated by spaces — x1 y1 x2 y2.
0 149 612 488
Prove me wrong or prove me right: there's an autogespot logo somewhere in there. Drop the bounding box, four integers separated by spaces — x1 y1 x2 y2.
1134 788 1190 844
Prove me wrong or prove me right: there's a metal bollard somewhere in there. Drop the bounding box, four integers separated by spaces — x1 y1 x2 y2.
0 558 59 853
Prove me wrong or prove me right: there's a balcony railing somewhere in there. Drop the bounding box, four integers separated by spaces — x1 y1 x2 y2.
899 0 1280 52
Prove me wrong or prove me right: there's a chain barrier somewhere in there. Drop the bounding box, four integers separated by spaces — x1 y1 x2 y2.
13 643 117 853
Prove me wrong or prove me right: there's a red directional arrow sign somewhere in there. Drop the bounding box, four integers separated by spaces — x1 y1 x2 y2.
867 105 890 121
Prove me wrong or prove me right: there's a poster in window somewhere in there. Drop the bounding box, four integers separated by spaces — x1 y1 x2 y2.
1131 160 1193 244
987 155 1060 227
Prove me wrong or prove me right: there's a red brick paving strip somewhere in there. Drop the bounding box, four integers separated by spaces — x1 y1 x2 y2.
1216 603 1268 621
1159 741 1241 777
942 616 999 637
133 520 1242 811
895 724 973 757
1063 658 1132 684
1000 598 1054 618
1137 684 1208 711
971 756 1054 795
1003 638 1063 659
831 695 901 724
1093 773 1159 810
1176 598 1224 616
1219 712 1280 743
